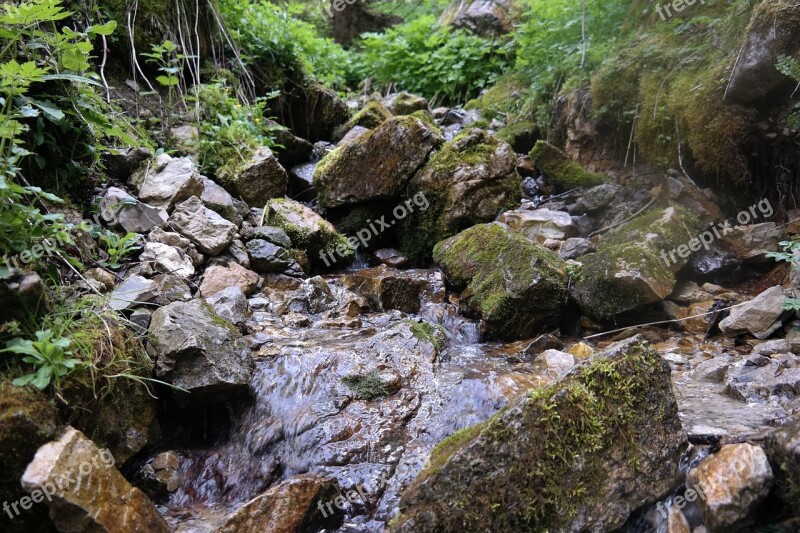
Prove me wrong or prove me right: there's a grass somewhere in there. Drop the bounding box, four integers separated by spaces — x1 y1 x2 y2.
342 371 392 401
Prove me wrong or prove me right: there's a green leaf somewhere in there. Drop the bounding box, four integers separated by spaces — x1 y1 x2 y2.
30 99 65 122
88 20 117 36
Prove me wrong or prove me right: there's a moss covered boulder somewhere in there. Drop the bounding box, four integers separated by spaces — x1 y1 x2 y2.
530 140 606 191
382 92 430 115
432 222 568 340
332 101 393 141
496 120 540 154
218 146 288 207
400 129 521 262
393 337 687 532
265 198 353 268
572 206 702 320
314 116 443 209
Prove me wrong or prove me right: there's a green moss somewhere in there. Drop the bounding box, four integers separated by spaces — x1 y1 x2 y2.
342 371 392 401
529 140 606 190
428 423 486 473
465 74 532 121
411 109 440 133
333 101 392 140
266 198 354 265
495 120 540 153
408 319 446 354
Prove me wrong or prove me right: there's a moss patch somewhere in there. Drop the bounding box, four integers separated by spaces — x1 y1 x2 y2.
495 120 540 153
342 372 391 401
529 140 606 190
333 100 392 140
407 319 446 354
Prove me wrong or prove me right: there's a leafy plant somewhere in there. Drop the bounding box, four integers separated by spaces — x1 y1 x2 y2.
1 329 84 390
141 40 185 140
776 54 800 132
767 239 800 311
98 230 141 269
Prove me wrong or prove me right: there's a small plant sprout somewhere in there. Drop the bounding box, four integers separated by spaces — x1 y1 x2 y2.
1 329 84 390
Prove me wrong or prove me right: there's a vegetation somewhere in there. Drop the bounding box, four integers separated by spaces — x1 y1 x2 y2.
767 239 800 311
342 371 392 401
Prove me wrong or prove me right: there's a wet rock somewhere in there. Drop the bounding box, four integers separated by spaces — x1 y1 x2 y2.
220 146 288 207
130 153 204 211
139 242 195 278
433 222 568 340
170 196 238 256
99 187 168 233
373 248 409 268
686 443 773 530
241 226 292 248
394 338 687 532
724 358 800 402
148 299 253 404
692 358 730 383
108 275 158 311
764 418 800 508
200 176 246 223
559 237 595 259
137 451 181 503
282 81 349 142
573 183 621 214
199 263 260 298
205 286 251 325
337 125 370 145
269 121 314 167
439 0 517 37
719 285 785 338
170 124 199 155
529 140 605 191
401 128 521 262
314 116 443 209
276 276 336 315
21 426 169 533
288 162 317 202
332 100 393 141
219 474 340 533
341 265 445 313
496 120 539 154
498 208 576 244
666 506 691 533
540 349 576 378
382 92 429 115
246 239 296 274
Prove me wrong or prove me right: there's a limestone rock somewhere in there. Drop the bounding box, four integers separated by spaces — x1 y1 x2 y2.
341 265 445 314
99 187 168 234
718 285 785 338
139 242 195 278
169 196 238 256
130 153 203 210
498 208 576 244
199 263 260 298
108 275 158 311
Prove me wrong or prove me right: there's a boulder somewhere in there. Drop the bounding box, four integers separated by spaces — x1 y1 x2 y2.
572 183 621 214
200 176 246 223
220 146 288 207
103 146 151 182
724 358 800 402
169 196 238 256
394 338 687 532
241 226 292 248
529 140 605 191
718 285 785 338
137 451 181 503
686 443 773 530
246 239 296 273
337 125 371 145
433 222 568 340
139 242 195 278
205 286 251 325
439 0 518 37
400 128 521 262
219 474 340 533
314 116 443 209
332 100 393 141
108 275 158 311
341 265 445 313
130 153 204 211
199 263 260 298
268 120 314 167
279 81 349 142
559 237 595 259
498 208 576 244
147 299 253 404
373 248 410 268
764 418 800 508
382 92 430 116
99 187 168 234
21 426 169 533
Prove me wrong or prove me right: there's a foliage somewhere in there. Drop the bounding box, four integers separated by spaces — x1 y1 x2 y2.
767 240 800 311
97 229 142 270
354 16 511 105
776 54 800 132
342 371 391 401
141 40 185 139
219 0 353 89
1 329 84 390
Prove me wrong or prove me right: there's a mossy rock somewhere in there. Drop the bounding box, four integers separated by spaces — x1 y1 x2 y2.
332 101 393 141
465 74 531 121
407 319 446 355
400 128 521 264
393 337 687 532
495 120 540 154
433 222 568 340
410 109 441 133
342 371 393 401
529 140 606 191
384 92 430 115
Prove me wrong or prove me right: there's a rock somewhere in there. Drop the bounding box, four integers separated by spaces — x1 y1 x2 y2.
130 153 204 210
337 125 371 145
724 359 800 402
566 342 593 359
498 208 576 244
559 237 595 259
200 176 246 223
269 121 314 167
221 146 288 207
0 270 47 324
540 349 576 378
108 275 158 311
139 242 195 278
169 196 238 256
281 81 349 142
686 443 773 530
152 273 192 304
719 285 785 338
99 187 168 233
137 451 181 503
723 222 780 262
692 359 730 383
495 120 539 154
394 338 687 532
147 299 253 404
241 226 292 248
205 286 251 325
341 265 445 313
373 248 409 268
219 474 339 533
382 92 429 115
332 100 393 141
276 276 336 315
129 308 151 335
572 207 701 320
85 268 116 292
314 116 443 209
246 239 295 273
21 426 169 533
439 0 517 37
400 128 521 262
148 227 191 249
573 183 621 214
288 162 317 202
265 198 352 268
433 222 568 340
169 124 199 155
529 140 606 191
199 263 260 298
103 146 152 181
764 418 800 508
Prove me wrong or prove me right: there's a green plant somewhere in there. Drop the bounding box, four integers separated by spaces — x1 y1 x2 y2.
1 329 84 389
97 229 141 269
141 39 184 140
776 54 800 132
342 371 391 401
767 239 800 311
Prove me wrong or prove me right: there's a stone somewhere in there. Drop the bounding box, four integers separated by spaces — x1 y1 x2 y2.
764 418 800 508
724 360 800 402
559 237 595 259
137 451 181 503
382 92 429 115
169 124 199 155
338 125 371 145
169 196 238 256
433 222 569 340
341 265 446 314
21 426 169 533
280 81 349 142
439 0 517 37
332 100 393 141
148 299 254 404
205 286 251 325
529 140 605 191
692 359 730 383
719 286 786 338
199 263 260 298
152 273 192 304
540 349 576 378
241 226 292 248
85 268 116 292
573 183 622 214
130 153 204 210
314 116 443 209
103 146 151 181
222 146 288 207
498 208 576 244
99 187 168 234
686 443 773 530
394 338 687 532
246 239 295 273
148 227 191 249
200 176 245 223
0 270 47 324
219 474 339 533
129 308 151 335
108 275 157 311
139 242 195 278
269 121 314 167
373 248 409 268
